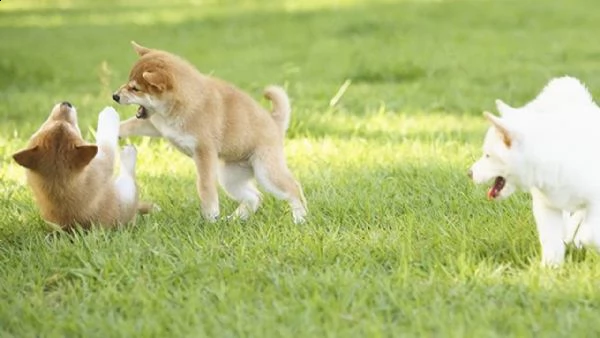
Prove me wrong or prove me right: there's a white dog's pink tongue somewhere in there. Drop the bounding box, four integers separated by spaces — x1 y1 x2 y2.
487 186 498 200
487 177 506 200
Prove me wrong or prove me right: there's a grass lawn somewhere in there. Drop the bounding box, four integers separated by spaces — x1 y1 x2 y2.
3 0 600 336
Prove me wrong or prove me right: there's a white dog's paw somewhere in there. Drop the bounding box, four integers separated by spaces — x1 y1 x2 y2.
97 106 120 141
120 145 137 172
540 248 565 268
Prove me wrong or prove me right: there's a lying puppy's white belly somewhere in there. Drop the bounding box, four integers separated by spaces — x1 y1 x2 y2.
150 114 196 157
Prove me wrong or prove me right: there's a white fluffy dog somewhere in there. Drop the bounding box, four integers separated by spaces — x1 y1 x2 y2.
469 76 600 266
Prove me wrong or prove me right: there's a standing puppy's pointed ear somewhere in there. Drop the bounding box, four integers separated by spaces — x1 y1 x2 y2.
484 111 513 147
71 145 98 168
12 146 41 170
495 99 518 116
142 71 171 92
131 41 151 57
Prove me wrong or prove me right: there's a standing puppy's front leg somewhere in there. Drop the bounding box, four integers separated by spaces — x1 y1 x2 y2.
119 116 162 138
532 194 566 267
193 147 220 222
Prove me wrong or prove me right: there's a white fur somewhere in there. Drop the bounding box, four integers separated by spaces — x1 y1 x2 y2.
115 146 137 204
470 76 600 266
149 114 197 157
96 107 120 160
218 162 261 220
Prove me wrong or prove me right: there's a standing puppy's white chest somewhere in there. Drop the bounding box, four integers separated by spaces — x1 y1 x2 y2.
149 114 197 157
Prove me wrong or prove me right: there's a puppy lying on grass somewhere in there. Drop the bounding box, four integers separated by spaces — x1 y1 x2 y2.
12 102 152 231
112 41 307 224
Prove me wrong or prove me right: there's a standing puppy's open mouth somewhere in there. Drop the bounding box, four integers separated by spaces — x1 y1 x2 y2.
487 176 506 199
136 106 148 119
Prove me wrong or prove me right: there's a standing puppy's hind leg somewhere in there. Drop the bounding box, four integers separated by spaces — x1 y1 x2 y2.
252 150 307 224
219 162 261 220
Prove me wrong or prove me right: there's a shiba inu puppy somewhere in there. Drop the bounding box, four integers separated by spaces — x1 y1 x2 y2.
469 76 600 266
112 41 307 224
12 102 152 230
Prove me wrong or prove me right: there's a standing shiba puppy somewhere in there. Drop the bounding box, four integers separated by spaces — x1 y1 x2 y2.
12 102 151 231
112 41 307 224
469 76 600 266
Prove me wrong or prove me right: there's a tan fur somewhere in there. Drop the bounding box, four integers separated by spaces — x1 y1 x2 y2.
12 103 151 231
484 111 512 147
113 41 307 223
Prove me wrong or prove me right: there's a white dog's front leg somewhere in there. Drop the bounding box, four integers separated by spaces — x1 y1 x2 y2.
563 210 587 248
582 203 600 251
532 196 565 267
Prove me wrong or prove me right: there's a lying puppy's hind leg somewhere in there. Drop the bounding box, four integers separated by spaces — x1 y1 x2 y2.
115 145 141 223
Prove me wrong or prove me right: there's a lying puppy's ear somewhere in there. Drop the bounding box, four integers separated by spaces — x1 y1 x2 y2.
484 111 513 147
142 71 171 92
495 99 518 116
12 146 41 170
131 41 151 57
71 145 98 169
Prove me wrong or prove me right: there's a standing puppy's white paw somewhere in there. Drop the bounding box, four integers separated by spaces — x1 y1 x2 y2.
292 207 307 224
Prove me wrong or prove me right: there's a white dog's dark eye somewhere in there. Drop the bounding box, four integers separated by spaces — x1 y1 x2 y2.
485 154 490 158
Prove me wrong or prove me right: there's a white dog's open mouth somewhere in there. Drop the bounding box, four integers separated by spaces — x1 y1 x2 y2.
136 106 148 119
487 176 506 200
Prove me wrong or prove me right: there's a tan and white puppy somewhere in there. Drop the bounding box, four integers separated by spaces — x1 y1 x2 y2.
12 102 151 231
112 41 307 224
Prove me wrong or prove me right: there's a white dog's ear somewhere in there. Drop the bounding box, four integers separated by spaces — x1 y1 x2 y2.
495 99 518 116
484 111 513 147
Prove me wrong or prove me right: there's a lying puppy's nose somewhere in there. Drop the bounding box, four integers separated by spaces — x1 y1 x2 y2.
467 169 473 179
112 93 120 103
61 101 72 108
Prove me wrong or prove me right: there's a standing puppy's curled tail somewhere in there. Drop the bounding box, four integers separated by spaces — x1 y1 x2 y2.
264 86 291 134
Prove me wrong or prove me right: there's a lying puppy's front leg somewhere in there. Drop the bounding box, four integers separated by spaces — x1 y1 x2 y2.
120 116 161 138
193 147 220 222
96 107 120 167
532 195 566 267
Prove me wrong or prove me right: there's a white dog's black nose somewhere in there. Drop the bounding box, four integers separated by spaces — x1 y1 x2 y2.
61 101 72 108
112 94 120 103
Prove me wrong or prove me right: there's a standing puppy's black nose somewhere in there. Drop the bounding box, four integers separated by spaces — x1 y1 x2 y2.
61 101 72 108
112 94 120 103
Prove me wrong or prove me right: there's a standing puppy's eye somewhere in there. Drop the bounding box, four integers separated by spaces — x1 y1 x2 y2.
131 87 139 92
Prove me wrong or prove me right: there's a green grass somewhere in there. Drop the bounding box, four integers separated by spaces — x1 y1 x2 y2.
3 0 600 336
